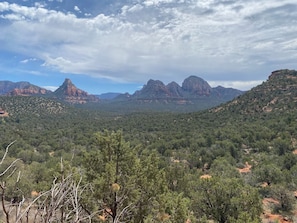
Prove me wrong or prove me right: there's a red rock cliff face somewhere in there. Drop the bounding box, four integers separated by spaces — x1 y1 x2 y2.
182 76 212 96
134 79 171 98
54 78 98 104
167 81 184 98
8 86 50 96
65 84 88 97
59 79 88 97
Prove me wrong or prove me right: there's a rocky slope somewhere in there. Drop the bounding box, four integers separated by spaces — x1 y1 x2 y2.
0 96 68 117
211 69 297 114
8 85 51 96
0 81 50 96
53 78 99 104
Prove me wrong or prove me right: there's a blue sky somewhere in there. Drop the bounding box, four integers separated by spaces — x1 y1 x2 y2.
0 0 297 94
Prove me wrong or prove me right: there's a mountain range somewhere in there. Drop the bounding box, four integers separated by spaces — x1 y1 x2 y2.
129 76 243 102
1 78 99 104
0 81 51 95
0 69 296 115
0 75 243 108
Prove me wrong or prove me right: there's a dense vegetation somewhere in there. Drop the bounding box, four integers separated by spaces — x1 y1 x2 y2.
1 71 297 222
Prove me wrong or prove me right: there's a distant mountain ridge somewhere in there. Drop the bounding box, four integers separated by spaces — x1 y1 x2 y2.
98 92 121 100
0 81 50 95
2 70 297 113
125 76 243 103
0 75 243 108
8 85 51 96
0 79 98 104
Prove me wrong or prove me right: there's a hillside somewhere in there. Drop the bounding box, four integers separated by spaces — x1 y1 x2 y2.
0 96 69 117
211 69 297 115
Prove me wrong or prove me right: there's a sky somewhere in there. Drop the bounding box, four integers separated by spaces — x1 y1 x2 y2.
0 0 296 94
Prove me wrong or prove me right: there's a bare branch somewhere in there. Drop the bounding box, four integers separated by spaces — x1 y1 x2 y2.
0 141 16 165
0 182 10 223
115 203 135 223
15 191 50 223
0 141 21 178
0 143 101 222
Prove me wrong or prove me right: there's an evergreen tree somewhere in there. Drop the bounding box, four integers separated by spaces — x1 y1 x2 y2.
191 177 262 223
82 131 191 222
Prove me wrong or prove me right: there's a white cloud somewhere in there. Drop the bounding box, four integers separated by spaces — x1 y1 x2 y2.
0 2 9 11
121 4 143 16
74 6 80 12
20 58 37 63
34 2 46 8
0 1 296 85
143 0 174 7
209 80 264 91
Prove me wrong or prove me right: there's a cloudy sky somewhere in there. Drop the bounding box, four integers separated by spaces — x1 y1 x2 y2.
0 0 296 94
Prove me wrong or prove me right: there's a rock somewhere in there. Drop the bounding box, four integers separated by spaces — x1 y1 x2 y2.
53 78 99 104
182 76 212 96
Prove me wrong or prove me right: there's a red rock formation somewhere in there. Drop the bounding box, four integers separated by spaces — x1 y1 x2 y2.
54 78 99 104
8 86 50 96
182 76 212 96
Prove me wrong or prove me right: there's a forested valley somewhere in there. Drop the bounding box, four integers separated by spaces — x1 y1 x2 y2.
1 71 297 222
